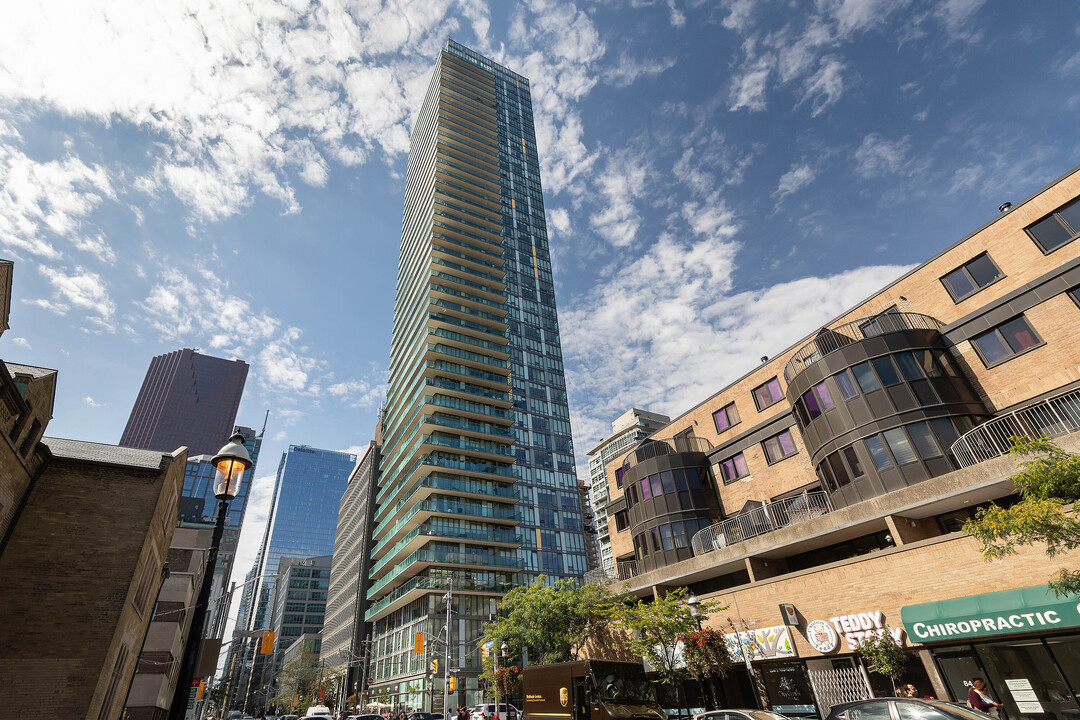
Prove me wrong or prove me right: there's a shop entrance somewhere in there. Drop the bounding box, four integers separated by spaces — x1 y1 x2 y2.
805 657 870 716
933 636 1080 720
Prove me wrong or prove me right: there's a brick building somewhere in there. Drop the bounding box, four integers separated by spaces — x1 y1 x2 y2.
592 165 1080 717
0 259 186 720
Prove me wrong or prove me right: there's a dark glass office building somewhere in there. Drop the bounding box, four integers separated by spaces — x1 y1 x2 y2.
367 39 587 711
120 348 249 457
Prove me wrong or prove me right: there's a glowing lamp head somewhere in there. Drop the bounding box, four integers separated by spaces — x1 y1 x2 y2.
211 433 253 500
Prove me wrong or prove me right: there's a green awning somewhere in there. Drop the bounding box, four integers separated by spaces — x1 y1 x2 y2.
901 584 1080 643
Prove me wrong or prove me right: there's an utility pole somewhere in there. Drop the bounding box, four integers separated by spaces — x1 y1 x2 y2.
442 578 452 717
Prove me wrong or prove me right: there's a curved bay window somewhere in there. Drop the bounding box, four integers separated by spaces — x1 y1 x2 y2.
785 312 990 508
620 437 719 572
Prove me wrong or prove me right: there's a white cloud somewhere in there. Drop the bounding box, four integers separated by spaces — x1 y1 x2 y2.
601 54 678 89
934 0 986 40
326 375 388 409
854 134 912 178
36 265 116 331
949 164 984 195
10 337 30 350
802 56 845 116
589 150 651 248
666 0 686 27
0 142 115 259
83 396 104 408
772 163 816 201
729 58 772 113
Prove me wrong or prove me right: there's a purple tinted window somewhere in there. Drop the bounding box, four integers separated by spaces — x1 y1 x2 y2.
734 454 749 476
615 465 625 488
803 389 822 419
640 477 651 500
713 409 730 431
779 430 796 455
650 473 663 497
816 382 835 411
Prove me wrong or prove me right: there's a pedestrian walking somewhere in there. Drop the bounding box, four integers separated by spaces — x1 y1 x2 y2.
969 679 1004 718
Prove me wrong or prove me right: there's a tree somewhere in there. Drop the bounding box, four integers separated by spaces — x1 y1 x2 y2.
964 437 1080 595
271 643 326 712
479 576 620 665
607 587 724 720
682 627 733 711
854 628 907 695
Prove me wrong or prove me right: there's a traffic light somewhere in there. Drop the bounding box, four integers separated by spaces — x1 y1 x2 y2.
431 658 439 674
448 677 456 692
414 633 425 654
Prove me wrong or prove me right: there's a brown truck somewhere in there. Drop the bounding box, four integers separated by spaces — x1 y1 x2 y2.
522 660 667 720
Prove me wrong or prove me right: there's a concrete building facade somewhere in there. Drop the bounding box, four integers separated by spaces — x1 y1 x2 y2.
593 165 1080 718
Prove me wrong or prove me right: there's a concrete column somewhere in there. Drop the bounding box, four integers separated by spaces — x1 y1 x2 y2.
745 556 788 582
918 649 949 700
884 515 941 545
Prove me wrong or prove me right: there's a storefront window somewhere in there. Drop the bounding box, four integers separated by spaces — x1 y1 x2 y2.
975 640 1078 720
761 662 818 718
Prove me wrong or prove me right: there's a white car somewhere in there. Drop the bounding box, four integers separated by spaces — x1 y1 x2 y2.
470 704 519 720
306 706 333 717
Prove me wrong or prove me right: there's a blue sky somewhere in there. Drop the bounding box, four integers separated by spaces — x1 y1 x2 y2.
2 0 1079 610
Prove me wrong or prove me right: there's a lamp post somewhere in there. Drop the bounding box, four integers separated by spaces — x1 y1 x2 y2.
168 433 252 720
686 593 711 713
499 642 509 720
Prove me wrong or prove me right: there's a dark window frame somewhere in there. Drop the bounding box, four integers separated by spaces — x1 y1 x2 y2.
712 401 741 434
719 452 750 484
751 376 784 411
1026 196 1080 254
970 314 1045 369
939 252 1005 302
1069 286 1080 310
762 429 798 465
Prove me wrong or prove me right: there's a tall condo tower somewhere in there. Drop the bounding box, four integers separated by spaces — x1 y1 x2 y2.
120 348 249 457
368 40 587 710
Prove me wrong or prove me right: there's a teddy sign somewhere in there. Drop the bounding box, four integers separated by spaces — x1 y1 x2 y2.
827 611 905 650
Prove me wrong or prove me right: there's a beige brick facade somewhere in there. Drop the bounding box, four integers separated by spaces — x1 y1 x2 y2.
604 164 1080 550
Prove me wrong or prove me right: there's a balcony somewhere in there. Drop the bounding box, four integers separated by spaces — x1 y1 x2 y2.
951 388 1080 468
370 524 522 576
365 575 514 622
690 491 833 555
367 548 524 598
783 312 944 383
583 560 639 585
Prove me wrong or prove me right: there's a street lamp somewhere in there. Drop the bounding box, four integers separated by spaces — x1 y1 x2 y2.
168 433 253 720
500 643 509 718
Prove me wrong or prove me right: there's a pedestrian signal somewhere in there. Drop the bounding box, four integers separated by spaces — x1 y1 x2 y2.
414 632 424 654
260 631 275 654
448 677 456 692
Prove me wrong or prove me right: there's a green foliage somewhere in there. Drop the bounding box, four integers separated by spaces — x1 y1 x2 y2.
479 653 521 698
606 587 724 691
964 437 1080 595
270 644 340 711
854 628 907 688
682 628 733 680
478 576 620 665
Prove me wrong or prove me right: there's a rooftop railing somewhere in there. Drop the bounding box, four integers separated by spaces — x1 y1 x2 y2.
950 388 1080 468
690 490 833 556
783 312 944 383
620 436 712 472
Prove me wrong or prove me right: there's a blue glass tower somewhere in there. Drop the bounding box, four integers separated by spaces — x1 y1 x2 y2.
249 445 358 632
367 39 587 711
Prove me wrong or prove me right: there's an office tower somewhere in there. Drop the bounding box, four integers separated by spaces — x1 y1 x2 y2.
120 348 249 457
586 408 670 574
321 442 380 709
242 444 356 704
267 554 332 677
367 39 586 709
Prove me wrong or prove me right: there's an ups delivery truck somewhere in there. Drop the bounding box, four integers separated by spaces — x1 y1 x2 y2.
522 659 667 720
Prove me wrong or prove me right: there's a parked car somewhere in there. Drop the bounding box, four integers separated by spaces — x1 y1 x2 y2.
694 711 791 720
471 703 520 720
307 706 333 718
825 699 992 720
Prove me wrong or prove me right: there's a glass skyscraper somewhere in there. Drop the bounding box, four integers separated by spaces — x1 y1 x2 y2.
367 39 587 710
248 445 357 633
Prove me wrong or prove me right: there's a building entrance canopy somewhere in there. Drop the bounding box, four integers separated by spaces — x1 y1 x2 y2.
901 584 1080 643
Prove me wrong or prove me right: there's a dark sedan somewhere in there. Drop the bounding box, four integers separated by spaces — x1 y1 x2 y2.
825 698 993 720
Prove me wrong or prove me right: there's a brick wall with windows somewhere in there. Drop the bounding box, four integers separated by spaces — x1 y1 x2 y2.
602 164 1080 557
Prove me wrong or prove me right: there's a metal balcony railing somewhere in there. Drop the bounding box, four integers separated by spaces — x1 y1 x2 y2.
783 312 944 383
950 388 1080 468
584 560 639 585
690 491 833 556
620 436 713 473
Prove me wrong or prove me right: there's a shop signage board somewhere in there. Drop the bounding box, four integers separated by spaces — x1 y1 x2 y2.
900 584 1080 643
724 625 797 661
